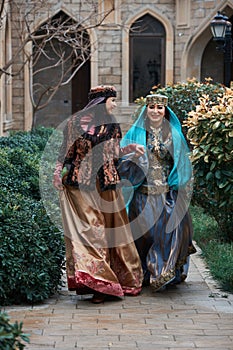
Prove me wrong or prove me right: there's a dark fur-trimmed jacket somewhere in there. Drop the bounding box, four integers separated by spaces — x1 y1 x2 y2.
57 113 136 192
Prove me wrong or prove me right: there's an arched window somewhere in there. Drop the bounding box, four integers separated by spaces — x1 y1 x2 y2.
129 14 166 102
33 11 90 128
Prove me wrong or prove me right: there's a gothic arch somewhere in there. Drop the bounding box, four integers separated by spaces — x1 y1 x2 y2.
24 8 98 128
122 7 174 105
181 3 233 83
31 7 98 87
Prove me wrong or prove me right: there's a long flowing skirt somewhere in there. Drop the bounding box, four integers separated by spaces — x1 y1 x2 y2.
128 189 196 290
59 184 143 296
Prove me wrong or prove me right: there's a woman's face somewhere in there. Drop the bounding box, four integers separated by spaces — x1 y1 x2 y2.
106 97 117 114
146 103 165 128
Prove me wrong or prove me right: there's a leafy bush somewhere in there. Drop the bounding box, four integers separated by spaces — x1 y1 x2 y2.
0 128 65 305
0 190 65 305
0 311 30 350
0 147 40 200
184 89 233 241
0 127 54 153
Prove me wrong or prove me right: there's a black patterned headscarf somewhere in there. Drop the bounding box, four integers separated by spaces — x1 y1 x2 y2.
58 86 118 163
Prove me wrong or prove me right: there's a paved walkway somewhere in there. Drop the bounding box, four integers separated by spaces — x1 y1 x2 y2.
4 244 233 350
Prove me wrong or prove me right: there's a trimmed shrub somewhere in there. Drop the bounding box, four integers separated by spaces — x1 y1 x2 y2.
0 190 65 305
0 128 65 305
0 127 54 153
0 147 40 200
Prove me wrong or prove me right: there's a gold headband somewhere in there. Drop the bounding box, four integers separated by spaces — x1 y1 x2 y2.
146 94 168 106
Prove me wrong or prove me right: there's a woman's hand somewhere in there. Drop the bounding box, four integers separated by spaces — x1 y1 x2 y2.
53 174 64 191
53 161 64 191
135 144 145 157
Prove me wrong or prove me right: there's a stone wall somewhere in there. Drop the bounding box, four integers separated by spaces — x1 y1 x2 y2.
1 0 232 134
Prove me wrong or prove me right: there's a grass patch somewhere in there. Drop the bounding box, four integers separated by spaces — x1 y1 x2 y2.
190 205 218 247
190 205 233 293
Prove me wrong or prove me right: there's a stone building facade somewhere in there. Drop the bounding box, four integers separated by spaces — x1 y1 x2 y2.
0 0 233 135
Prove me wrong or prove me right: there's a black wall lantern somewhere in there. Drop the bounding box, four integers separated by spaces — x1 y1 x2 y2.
210 11 232 87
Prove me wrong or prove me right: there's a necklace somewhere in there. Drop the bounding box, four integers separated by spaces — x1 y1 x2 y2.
149 126 163 152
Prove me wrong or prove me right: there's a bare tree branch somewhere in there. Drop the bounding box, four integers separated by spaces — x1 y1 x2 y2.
1 0 117 127
0 0 5 21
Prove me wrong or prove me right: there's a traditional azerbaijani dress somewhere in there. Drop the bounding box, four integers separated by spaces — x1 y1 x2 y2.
55 102 143 297
121 105 196 291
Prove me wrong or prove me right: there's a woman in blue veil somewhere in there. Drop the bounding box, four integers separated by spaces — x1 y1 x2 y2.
120 94 196 291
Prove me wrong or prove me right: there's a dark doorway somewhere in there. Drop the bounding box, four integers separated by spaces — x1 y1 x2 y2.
201 39 224 84
129 14 166 102
72 60 90 113
33 11 91 128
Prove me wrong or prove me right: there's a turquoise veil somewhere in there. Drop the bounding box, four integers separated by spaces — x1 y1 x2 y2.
120 104 193 227
120 104 192 190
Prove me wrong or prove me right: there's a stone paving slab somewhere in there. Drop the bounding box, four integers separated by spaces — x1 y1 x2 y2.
3 244 233 350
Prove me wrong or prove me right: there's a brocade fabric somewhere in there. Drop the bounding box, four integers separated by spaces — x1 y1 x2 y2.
129 123 196 288
58 109 143 296
60 183 143 296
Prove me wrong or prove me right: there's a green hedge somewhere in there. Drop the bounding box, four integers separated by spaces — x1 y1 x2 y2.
0 128 65 305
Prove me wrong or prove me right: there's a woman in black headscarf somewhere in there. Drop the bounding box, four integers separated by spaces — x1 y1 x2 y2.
53 85 143 303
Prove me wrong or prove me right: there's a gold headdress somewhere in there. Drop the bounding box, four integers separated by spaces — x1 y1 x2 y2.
145 94 168 106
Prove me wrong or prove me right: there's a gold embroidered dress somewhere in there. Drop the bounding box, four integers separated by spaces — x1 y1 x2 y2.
57 106 143 297
128 124 196 291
